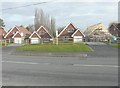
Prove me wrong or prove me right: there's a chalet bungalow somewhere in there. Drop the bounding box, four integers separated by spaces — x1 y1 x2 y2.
108 23 120 43
4 26 31 44
0 27 6 40
57 23 85 43
29 26 53 44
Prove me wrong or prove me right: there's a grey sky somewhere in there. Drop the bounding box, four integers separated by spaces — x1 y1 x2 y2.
1 1 118 31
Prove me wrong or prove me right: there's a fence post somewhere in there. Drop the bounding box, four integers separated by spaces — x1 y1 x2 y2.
5 40 7 46
56 37 58 45
9 39 10 44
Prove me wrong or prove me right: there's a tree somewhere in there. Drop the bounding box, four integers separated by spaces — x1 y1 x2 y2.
26 24 34 32
51 17 56 37
34 8 56 36
20 25 24 27
34 9 44 30
0 18 5 27
57 26 65 33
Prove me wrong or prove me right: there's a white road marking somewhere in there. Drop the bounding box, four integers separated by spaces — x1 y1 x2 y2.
2 60 119 68
73 64 119 68
2 61 50 65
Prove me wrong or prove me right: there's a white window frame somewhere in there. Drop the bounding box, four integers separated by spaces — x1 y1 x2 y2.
68 29 74 33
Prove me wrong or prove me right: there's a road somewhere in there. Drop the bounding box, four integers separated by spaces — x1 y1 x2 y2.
2 43 118 86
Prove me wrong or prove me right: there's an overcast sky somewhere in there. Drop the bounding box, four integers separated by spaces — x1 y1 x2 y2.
1 0 118 31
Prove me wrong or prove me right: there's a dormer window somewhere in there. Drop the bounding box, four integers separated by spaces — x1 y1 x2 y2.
68 29 74 33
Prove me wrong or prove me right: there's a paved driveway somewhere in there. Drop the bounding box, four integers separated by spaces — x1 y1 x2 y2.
2 44 21 54
2 43 118 86
87 43 118 58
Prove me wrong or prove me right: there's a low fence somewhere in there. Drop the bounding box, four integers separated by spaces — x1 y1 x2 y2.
0 39 12 46
0 40 6 46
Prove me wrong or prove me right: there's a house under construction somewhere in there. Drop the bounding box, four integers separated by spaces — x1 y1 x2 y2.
84 23 111 42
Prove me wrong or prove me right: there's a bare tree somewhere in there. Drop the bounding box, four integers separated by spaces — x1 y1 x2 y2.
57 26 65 33
34 8 56 36
34 9 41 30
51 17 55 37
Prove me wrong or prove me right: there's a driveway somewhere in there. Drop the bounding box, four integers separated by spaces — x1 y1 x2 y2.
2 44 21 54
2 42 118 86
86 42 118 58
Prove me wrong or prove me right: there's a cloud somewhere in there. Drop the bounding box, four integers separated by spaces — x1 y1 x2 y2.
53 0 119 2
3 14 34 30
8 14 34 22
1 1 118 31
1 0 52 2
68 12 105 18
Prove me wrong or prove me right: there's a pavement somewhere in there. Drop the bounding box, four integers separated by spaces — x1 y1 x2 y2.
1 43 118 86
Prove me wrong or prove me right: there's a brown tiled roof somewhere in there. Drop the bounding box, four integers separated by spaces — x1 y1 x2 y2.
16 26 31 34
112 23 120 32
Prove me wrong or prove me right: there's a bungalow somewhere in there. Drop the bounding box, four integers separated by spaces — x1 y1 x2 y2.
57 23 85 43
29 26 53 44
108 23 120 43
0 27 6 40
4 26 31 44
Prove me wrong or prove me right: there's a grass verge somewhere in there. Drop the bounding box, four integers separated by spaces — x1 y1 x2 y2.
111 44 120 48
17 43 93 52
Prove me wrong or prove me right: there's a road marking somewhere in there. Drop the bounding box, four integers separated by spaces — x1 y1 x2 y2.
73 64 119 68
2 61 50 65
2 60 119 68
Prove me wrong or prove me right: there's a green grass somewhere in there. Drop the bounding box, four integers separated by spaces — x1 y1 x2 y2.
112 44 120 48
17 43 93 52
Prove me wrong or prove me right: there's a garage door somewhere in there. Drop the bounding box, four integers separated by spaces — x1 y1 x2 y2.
73 36 83 43
14 38 22 44
31 38 40 44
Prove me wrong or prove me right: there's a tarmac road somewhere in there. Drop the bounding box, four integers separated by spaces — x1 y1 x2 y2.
2 43 118 86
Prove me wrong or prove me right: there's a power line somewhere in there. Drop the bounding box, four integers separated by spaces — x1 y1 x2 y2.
2 1 54 11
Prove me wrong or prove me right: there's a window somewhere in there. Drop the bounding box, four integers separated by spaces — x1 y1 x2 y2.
68 29 74 33
13 31 16 34
63 36 69 41
44 38 49 41
64 36 69 40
